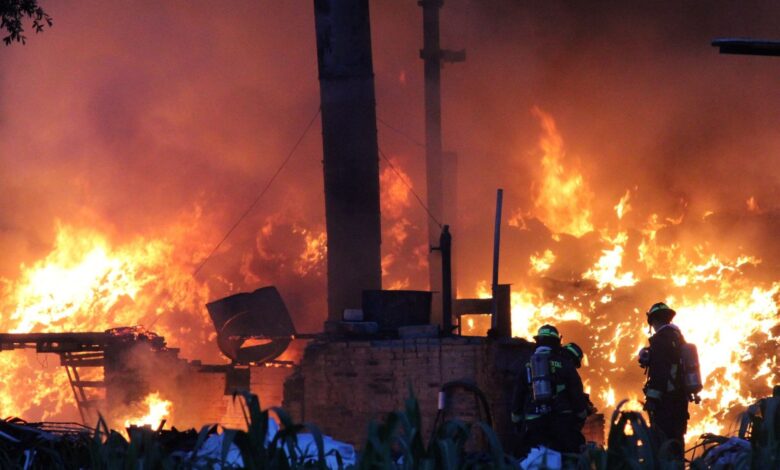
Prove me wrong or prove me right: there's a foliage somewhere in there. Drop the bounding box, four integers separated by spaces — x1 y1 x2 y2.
1 0 52 45
356 385 516 469
6 390 780 469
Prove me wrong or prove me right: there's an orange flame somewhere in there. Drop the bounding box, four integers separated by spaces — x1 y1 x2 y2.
476 109 780 444
531 107 594 237
615 190 632 220
529 249 556 274
0 220 213 422
746 196 761 213
122 392 172 429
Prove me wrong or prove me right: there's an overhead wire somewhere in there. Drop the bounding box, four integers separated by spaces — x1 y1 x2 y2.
377 145 442 229
377 115 426 148
191 108 428 281
191 106 321 278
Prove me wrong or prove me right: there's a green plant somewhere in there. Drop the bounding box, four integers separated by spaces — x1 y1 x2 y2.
356 385 515 469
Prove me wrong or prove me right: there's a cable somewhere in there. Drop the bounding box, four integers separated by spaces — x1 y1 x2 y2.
378 146 443 229
377 116 426 148
192 107 321 278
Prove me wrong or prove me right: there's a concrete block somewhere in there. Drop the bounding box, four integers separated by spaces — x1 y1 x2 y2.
398 324 439 339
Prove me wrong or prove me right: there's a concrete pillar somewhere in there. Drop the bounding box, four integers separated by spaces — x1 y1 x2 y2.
313 0 382 323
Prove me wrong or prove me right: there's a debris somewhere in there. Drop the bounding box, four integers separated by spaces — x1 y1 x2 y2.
701 437 751 468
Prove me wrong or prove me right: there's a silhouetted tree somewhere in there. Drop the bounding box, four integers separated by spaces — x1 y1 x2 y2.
1 0 51 45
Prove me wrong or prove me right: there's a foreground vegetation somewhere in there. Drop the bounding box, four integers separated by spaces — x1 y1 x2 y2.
1 389 779 469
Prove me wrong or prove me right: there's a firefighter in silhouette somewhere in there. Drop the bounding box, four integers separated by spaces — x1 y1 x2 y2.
639 302 700 453
561 342 597 430
512 325 589 457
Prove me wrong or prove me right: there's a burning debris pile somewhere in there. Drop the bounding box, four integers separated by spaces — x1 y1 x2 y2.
462 108 780 443
0 106 775 451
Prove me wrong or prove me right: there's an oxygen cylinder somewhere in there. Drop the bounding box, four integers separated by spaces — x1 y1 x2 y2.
530 349 553 403
680 343 703 395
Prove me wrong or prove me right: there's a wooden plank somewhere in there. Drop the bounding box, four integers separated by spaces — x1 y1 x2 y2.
454 298 492 315
72 380 105 388
60 358 104 367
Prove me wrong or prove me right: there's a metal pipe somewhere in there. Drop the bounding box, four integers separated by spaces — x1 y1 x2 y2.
712 38 780 57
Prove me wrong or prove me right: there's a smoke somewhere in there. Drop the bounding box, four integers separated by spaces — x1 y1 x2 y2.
2 0 780 377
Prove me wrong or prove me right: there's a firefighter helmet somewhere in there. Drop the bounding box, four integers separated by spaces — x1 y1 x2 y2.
534 324 560 340
563 342 584 368
646 302 676 325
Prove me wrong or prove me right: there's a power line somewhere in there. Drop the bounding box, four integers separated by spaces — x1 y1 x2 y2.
377 116 426 148
378 146 442 229
192 107 321 278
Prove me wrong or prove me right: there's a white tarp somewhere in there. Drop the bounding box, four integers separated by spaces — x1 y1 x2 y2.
520 446 563 470
190 419 356 469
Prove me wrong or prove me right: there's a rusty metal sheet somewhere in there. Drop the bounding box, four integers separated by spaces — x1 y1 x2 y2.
206 286 295 364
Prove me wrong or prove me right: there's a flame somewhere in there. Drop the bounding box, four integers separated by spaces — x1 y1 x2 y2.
379 156 427 289
584 232 637 289
529 249 556 274
296 227 327 276
601 386 616 408
0 220 213 422
530 107 594 237
123 392 172 429
474 109 780 444
509 289 588 340
615 190 632 220
746 196 761 213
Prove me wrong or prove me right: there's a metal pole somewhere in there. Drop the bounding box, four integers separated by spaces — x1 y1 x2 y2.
440 225 452 335
420 0 465 328
421 0 444 328
491 189 503 330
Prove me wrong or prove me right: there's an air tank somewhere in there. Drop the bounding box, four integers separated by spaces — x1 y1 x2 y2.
680 343 703 395
530 350 553 403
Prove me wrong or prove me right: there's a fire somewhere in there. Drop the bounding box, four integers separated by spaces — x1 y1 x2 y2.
509 288 588 340
529 249 556 274
583 232 636 289
600 386 616 408
615 190 632 220
531 107 594 237
746 196 761 213
9 227 159 333
467 108 780 444
296 227 327 276
379 156 427 289
0 220 213 422
123 392 172 429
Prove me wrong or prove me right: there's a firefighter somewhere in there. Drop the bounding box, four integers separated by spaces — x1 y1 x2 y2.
511 325 589 457
639 302 690 453
561 342 597 429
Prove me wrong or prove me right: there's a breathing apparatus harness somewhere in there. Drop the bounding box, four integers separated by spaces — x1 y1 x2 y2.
528 346 555 415
641 323 702 404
